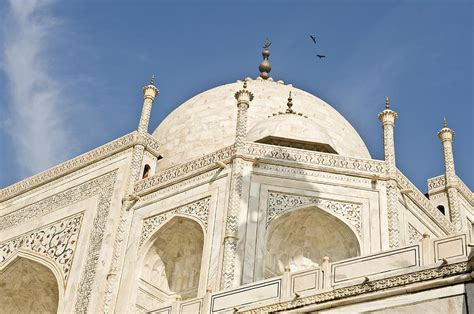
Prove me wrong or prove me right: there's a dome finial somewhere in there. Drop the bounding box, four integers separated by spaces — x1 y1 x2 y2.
150 74 155 86
385 96 390 110
443 116 447 128
259 38 272 80
286 91 294 113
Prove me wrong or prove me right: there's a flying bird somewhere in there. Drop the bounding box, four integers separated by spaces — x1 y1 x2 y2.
316 54 326 59
309 35 317 44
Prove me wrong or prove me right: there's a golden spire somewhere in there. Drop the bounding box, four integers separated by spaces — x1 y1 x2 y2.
385 96 390 110
286 91 294 113
259 38 272 80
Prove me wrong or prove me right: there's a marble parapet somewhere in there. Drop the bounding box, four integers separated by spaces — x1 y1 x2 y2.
148 232 473 313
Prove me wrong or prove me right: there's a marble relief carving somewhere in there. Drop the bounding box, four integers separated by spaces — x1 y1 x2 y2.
0 213 83 283
407 223 423 245
0 171 117 231
0 133 133 202
246 142 386 174
139 197 210 247
396 170 455 233
267 192 362 237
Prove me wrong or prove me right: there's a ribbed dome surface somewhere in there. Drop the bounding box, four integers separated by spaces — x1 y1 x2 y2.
152 78 370 170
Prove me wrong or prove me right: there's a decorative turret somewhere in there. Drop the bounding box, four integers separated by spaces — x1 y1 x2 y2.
258 39 272 80
378 96 401 248
437 117 456 181
138 75 159 135
233 80 254 150
437 117 464 231
378 97 398 172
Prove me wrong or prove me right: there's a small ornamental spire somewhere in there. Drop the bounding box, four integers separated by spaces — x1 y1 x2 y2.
150 74 155 86
259 38 272 80
286 91 294 113
385 96 390 110
443 116 447 128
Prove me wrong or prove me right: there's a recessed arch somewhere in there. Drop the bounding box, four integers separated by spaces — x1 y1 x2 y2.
136 215 204 311
0 253 61 313
265 206 360 277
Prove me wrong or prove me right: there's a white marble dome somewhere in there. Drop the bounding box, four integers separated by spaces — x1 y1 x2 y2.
152 78 371 170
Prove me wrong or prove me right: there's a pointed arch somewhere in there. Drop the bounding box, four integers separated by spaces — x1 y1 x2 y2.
136 215 205 311
265 205 360 277
0 251 62 313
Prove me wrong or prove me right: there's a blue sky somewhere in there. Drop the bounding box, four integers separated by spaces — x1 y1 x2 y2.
0 0 472 192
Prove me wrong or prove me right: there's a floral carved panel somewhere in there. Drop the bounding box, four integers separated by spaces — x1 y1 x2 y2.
408 223 423 245
139 197 211 247
0 213 83 283
267 192 362 237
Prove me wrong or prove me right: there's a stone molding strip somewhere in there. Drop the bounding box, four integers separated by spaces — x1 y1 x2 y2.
396 170 455 233
134 142 386 196
245 143 386 175
240 262 471 313
427 175 473 206
427 175 445 191
134 145 236 195
456 175 474 206
0 132 161 203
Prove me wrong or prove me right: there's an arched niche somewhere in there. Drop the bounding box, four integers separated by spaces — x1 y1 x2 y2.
0 256 60 313
265 206 360 277
137 216 204 310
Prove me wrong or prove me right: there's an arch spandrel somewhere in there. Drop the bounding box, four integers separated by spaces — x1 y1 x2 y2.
137 216 205 311
0 255 61 313
265 206 360 276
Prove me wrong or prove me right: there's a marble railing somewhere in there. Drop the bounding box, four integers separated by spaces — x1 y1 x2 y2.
133 145 236 194
150 233 471 313
244 142 386 175
395 170 455 233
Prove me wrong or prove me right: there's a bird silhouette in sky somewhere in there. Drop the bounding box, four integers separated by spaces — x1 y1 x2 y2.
310 35 317 44
316 54 326 59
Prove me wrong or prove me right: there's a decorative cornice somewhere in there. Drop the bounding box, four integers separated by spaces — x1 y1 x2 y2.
427 175 473 206
0 132 162 203
395 170 455 233
240 262 471 313
133 145 235 195
0 171 117 231
0 132 136 202
456 175 474 206
245 142 386 175
427 175 446 191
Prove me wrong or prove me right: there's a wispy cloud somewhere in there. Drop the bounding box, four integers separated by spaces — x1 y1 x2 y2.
2 0 71 178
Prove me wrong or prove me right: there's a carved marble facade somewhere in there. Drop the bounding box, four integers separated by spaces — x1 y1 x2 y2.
0 76 472 314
